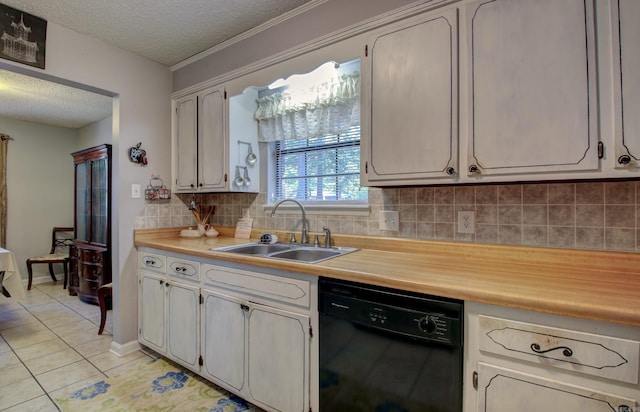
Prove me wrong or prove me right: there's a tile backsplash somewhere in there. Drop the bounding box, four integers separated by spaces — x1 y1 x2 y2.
136 180 640 253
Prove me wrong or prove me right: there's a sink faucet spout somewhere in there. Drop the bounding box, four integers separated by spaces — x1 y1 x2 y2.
271 198 308 244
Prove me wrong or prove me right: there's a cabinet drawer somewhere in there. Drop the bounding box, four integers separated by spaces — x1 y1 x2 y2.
167 257 199 282
79 277 101 295
139 251 166 273
79 249 104 264
80 264 103 280
479 315 640 384
202 264 310 308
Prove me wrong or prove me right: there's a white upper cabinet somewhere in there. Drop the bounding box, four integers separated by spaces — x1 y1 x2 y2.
174 85 260 193
197 87 227 190
361 8 459 185
175 95 198 191
175 86 227 192
465 0 599 177
611 0 640 168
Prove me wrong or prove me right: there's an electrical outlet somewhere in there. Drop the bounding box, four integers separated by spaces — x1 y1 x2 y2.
379 210 399 231
457 211 475 234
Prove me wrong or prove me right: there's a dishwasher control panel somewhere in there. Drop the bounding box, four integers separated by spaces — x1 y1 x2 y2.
320 278 462 346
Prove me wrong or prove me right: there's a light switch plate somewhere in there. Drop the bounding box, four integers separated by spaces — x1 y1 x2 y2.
380 210 399 231
131 183 141 199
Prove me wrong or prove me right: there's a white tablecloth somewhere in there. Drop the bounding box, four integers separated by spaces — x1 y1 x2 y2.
0 247 26 300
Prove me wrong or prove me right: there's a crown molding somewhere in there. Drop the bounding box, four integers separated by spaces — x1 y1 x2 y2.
170 0 329 72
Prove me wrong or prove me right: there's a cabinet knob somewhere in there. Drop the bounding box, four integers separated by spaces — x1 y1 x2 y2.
445 167 456 176
240 303 250 312
618 155 632 165
468 165 480 175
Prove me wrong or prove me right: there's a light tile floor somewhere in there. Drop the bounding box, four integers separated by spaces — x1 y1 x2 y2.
0 282 156 411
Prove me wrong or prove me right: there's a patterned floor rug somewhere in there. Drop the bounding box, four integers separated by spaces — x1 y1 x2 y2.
55 357 263 412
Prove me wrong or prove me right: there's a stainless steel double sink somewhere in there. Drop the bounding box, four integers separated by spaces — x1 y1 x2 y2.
211 242 358 263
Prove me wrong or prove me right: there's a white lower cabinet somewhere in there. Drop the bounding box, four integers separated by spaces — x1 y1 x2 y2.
138 248 315 412
247 304 309 412
138 272 166 353
138 271 200 371
166 281 199 370
200 263 312 412
465 302 640 412
201 290 245 391
477 363 635 412
201 288 310 412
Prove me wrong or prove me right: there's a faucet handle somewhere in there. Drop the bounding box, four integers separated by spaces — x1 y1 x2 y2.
322 226 331 248
286 231 297 243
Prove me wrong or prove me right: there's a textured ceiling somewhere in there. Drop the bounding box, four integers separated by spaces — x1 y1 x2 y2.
0 70 113 129
0 0 315 129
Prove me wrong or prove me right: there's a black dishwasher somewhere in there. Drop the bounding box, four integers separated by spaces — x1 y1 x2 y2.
319 277 463 412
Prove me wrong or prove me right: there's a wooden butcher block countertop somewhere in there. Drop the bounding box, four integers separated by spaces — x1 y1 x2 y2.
135 227 640 328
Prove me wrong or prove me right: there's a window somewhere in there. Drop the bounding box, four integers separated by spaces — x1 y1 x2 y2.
275 125 365 201
255 58 366 205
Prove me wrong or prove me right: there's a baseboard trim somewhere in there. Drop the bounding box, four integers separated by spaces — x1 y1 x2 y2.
25 275 66 289
110 340 141 357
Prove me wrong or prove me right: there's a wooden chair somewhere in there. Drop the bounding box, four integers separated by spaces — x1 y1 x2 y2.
26 227 74 290
97 283 112 334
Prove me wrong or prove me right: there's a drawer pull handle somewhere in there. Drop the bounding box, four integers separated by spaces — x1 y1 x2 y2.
144 259 156 266
175 266 187 273
530 343 573 357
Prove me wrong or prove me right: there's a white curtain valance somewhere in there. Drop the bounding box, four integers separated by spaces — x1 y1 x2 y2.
254 71 360 142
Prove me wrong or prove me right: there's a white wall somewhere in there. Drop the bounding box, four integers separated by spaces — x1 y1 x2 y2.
1 117 75 281
77 116 112 150
1 23 172 350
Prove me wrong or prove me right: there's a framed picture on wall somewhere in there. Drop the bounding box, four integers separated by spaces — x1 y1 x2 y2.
0 3 46 69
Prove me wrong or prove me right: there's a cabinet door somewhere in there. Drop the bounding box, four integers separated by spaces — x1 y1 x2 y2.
201 289 245 391
612 0 640 168
248 304 309 412
198 87 227 190
138 273 166 353
466 0 598 176
90 157 108 245
167 281 199 370
362 9 458 185
75 162 89 242
477 363 637 412
175 95 198 191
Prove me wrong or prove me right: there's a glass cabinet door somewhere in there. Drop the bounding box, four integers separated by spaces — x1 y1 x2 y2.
91 157 108 245
75 162 89 242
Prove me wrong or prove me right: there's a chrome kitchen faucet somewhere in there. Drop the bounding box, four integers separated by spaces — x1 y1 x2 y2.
271 198 309 244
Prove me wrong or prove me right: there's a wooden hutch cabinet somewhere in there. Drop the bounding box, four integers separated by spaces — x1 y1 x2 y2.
69 144 112 304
